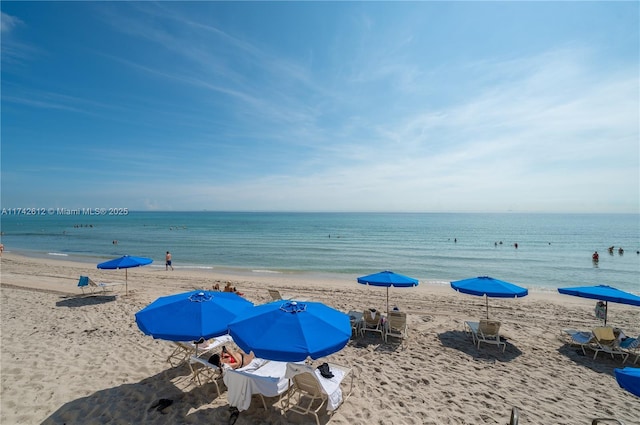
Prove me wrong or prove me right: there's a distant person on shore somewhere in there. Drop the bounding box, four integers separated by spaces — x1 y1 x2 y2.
165 251 174 271
212 283 220 291
223 281 244 296
592 251 599 262
0 243 4 256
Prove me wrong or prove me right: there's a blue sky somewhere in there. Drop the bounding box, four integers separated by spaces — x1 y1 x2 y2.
1 2 638 213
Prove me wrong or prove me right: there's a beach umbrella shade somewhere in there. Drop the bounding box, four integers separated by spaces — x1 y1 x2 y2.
557 285 640 325
615 367 640 398
228 300 351 362
450 276 528 319
97 255 153 295
357 270 419 314
135 290 253 342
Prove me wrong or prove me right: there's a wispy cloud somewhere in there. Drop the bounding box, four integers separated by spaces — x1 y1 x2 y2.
2 3 637 212
1 11 22 33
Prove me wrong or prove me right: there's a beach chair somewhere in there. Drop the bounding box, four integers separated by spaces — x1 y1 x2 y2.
77 276 92 294
561 329 597 356
167 335 232 367
360 309 383 339
592 327 629 362
282 362 353 425
268 289 284 301
384 311 408 347
167 342 198 367
619 335 639 364
77 275 124 294
268 289 306 302
464 320 506 352
223 359 292 413
347 310 363 338
188 355 225 396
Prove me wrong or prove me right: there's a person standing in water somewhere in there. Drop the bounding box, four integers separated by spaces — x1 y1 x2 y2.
165 251 174 271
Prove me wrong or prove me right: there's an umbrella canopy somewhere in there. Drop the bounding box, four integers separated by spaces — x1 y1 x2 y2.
97 255 153 295
450 276 528 319
557 285 640 325
135 290 253 341
228 300 351 362
357 270 419 314
615 367 640 397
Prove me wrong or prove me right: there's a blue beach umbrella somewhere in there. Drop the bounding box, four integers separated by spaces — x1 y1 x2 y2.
450 276 528 319
557 285 640 325
357 270 419 314
615 367 640 397
135 290 253 342
228 300 351 362
97 254 153 295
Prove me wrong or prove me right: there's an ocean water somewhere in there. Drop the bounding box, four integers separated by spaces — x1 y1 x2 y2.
1 212 638 293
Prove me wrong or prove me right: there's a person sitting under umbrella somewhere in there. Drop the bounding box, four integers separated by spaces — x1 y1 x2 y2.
209 346 255 370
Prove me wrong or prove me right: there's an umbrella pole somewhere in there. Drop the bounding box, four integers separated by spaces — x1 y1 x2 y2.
604 301 608 326
485 295 489 319
386 287 390 315
125 269 128 296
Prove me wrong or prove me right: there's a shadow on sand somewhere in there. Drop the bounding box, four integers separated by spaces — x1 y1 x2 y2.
556 344 627 378
437 330 523 362
56 294 118 308
40 364 235 425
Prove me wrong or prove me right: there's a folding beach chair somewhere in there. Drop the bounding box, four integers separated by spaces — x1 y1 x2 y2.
188 355 225 396
592 327 628 362
619 335 639 364
561 329 596 356
384 311 408 347
360 309 383 339
282 362 353 425
77 275 124 294
464 320 506 352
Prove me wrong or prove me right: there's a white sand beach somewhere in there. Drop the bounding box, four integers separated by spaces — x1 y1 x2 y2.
1 252 638 424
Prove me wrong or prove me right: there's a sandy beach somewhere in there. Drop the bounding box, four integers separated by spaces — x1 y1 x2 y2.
1 252 638 425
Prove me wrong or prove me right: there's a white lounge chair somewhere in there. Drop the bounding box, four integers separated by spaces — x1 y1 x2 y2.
360 309 383 339
282 362 353 425
465 320 506 352
384 311 408 347
222 359 292 412
167 334 233 367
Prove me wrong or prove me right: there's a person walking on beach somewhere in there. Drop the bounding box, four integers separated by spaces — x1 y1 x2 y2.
165 251 174 271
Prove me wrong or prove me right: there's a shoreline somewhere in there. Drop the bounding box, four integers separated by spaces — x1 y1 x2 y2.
0 249 594 296
1 252 638 425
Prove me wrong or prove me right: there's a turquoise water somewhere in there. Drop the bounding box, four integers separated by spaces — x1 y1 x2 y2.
1 212 638 293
